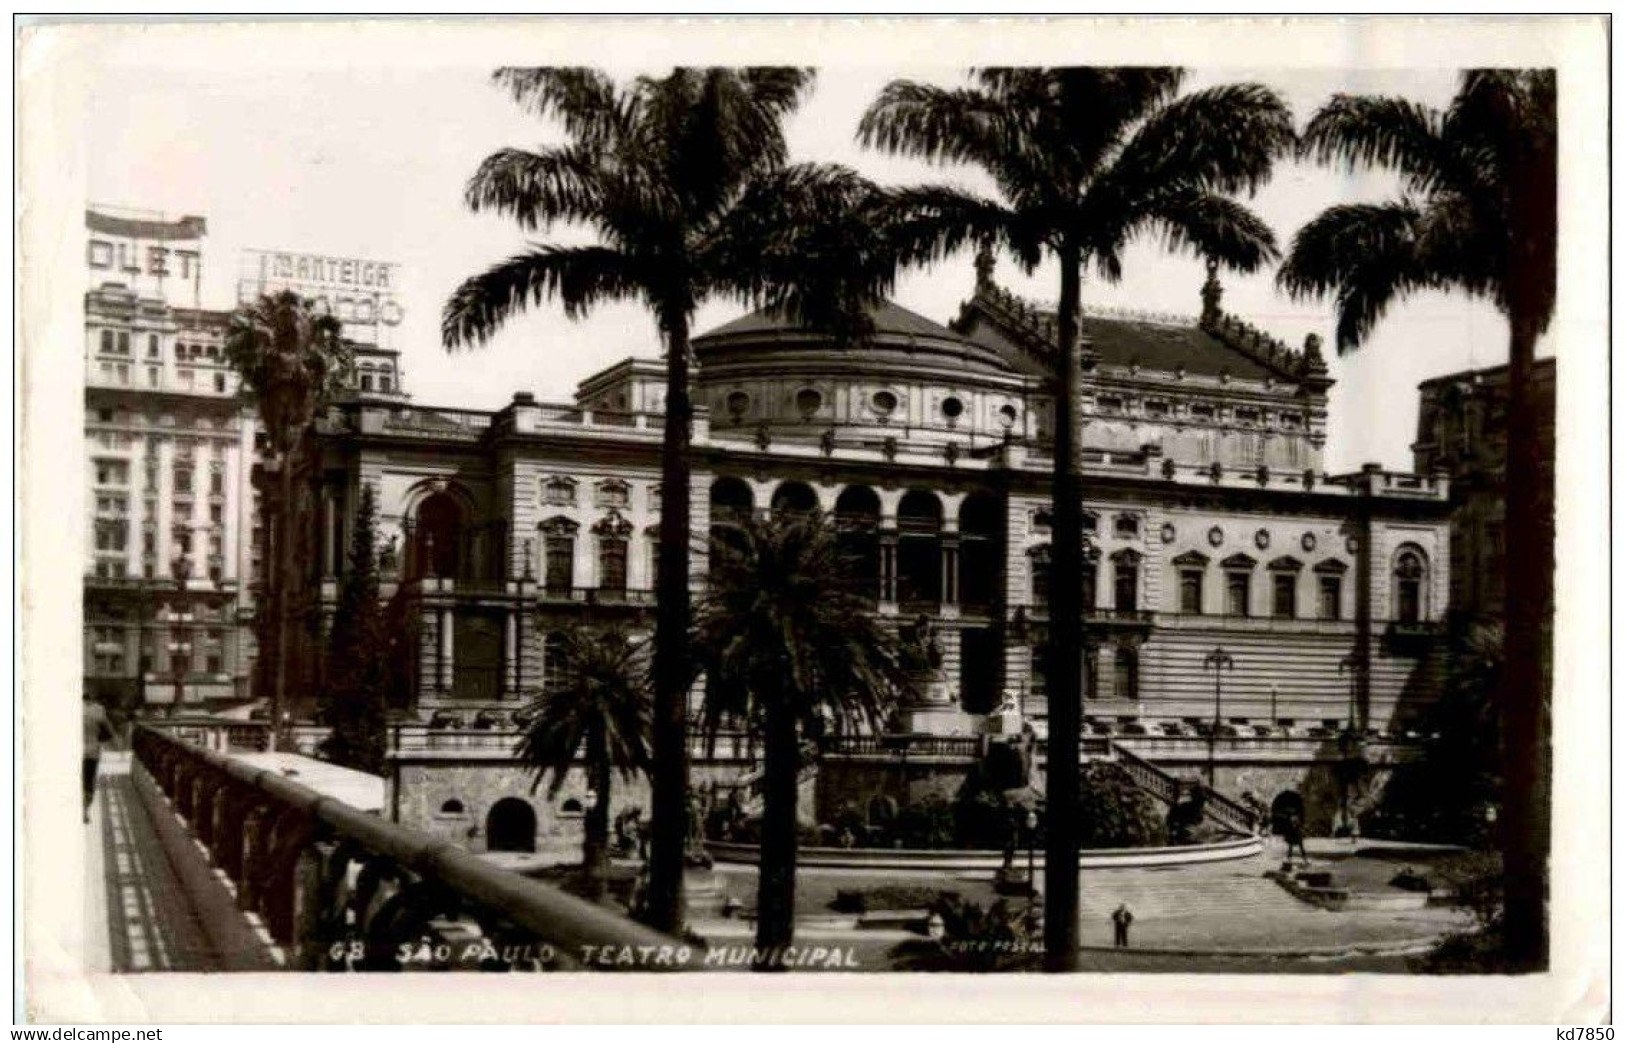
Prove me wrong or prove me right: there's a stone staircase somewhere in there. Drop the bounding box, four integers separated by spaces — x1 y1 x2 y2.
1105 742 1260 836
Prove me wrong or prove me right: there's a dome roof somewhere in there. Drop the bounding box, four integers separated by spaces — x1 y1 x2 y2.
694 300 1016 377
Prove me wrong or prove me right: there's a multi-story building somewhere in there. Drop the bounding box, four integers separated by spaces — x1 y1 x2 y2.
294 257 1454 848
1413 357 1557 623
82 206 260 712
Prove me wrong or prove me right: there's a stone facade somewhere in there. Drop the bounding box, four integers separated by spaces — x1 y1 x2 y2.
295 260 1452 845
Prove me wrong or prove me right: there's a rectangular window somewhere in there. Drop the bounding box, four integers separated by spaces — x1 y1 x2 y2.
209 504 223 524
1144 400 1169 418
214 373 226 393
94 459 129 486
1271 572 1297 618
174 466 193 494
117 332 130 355
1179 570 1203 613
1226 572 1250 616
1113 562 1137 611
1030 552 1050 607
147 334 160 358
544 536 574 591
209 470 224 495
1318 575 1342 620
143 530 156 554
360 374 373 391
100 330 114 353
1082 563 1097 610
207 654 223 675
599 539 628 593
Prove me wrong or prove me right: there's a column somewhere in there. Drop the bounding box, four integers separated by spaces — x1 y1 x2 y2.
941 536 961 607
439 606 454 692
879 533 899 606
504 608 518 698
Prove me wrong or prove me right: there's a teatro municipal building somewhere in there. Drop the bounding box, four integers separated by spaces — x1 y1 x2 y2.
278 254 1454 847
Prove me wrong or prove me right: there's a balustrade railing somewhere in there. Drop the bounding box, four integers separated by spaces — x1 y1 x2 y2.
132 725 678 971
1110 742 1259 835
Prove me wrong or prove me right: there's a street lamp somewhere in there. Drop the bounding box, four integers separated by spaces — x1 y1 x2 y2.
167 553 194 718
1203 646 1236 784
1337 652 1359 732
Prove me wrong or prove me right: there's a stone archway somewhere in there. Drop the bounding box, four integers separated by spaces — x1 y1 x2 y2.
1270 790 1305 836
486 797 537 853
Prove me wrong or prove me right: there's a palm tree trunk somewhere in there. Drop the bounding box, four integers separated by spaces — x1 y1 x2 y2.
646 308 693 933
755 693 798 970
269 446 294 753
1043 241 1084 972
1499 312 1550 970
582 723 612 903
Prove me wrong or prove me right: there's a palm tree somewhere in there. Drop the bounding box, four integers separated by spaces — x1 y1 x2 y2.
1278 70 1555 969
443 68 897 933
514 626 652 902
693 512 916 968
859 68 1294 970
224 291 351 750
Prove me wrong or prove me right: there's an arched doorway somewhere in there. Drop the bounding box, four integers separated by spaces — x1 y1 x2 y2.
1270 790 1305 836
411 491 464 579
709 476 754 526
486 797 537 853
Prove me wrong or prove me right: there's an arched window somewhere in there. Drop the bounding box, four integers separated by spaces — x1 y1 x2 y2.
834 486 881 602
1394 547 1428 623
1113 647 1139 700
438 799 466 816
709 476 753 528
896 491 943 609
770 481 818 518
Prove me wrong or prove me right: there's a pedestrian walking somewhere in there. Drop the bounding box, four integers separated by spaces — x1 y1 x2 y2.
83 697 114 823
1282 812 1310 865
1111 903 1134 948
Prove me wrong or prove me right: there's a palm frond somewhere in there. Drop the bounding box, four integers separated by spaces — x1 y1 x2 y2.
1102 189 1279 280
441 245 640 348
514 626 651 798
1300 93 1460 195
463 146 605 232
1104 83 1295 199
1276 201 1436 351
493 67 630 148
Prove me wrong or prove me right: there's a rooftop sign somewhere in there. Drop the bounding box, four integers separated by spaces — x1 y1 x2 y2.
237 248 405 342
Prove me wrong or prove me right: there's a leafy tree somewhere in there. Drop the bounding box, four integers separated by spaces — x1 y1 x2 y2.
224 291 352 748
860 68 1294 968
1078 763 1166 849
1368 623 1503 846
1278 71 1555 969
318 483 389 774
693 512 916 967
443 68 898 932
514 626 651 901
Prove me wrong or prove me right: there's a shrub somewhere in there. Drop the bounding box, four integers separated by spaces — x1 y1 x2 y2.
1079 763 1166 848
887 896 1043 972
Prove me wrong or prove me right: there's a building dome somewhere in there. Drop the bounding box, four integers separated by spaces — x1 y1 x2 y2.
692 300 1029 446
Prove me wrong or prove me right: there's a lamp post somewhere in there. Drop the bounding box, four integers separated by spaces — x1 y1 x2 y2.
1203 646 1235 785
1337 652 1359 732
167 554 194 718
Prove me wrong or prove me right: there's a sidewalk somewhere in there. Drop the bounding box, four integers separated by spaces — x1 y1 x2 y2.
86 753 220 971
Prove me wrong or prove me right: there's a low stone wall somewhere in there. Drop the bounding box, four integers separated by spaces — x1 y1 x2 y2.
707 834 1263 871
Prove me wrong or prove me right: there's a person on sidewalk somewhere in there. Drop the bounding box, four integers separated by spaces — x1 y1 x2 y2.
1111 903 1134 948
83 697 114 823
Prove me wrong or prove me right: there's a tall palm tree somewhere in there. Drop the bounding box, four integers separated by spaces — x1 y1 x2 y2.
693 513 916 968
514 626 651 902
1278 70 1556 969
859 68 1294 970
224 291 351 750
443 67 898 932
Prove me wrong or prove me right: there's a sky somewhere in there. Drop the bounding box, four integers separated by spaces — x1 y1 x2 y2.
86 59 1525 474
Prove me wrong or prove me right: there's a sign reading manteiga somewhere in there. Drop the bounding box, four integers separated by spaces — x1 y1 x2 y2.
237 248 405 342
